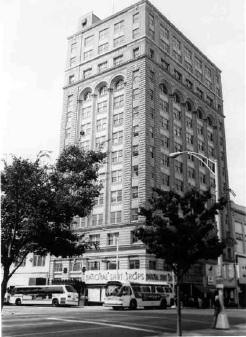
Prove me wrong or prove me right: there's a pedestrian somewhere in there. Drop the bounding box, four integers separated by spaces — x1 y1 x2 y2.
212 291 221 328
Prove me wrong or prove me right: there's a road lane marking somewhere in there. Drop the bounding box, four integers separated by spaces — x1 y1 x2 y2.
47 317 157 333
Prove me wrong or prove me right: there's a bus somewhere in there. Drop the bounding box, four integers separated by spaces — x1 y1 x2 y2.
103 281 175 310
8 285 78 306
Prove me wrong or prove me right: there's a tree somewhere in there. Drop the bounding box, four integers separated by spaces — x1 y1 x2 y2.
134 188 226 336
1 145 106 308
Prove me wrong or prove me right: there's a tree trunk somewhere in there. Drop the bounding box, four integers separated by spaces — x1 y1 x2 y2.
176 282 182 336
1 265 10 310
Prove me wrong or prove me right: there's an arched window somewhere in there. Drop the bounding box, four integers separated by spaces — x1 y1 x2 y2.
197 109 203 120
84 91 91 101
186 101 192 112
173 93 180 104
159 83 168 95
99 86 107 97
207 116 213 127
115 79 124 91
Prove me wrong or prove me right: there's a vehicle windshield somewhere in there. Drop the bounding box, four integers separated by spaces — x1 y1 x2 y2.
105 284 122 296
65 285 77 293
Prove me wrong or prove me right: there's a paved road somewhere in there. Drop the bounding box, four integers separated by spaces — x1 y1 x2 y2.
2 306 246 336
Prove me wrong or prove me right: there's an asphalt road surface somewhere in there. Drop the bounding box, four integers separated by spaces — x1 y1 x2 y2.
2 306 246 337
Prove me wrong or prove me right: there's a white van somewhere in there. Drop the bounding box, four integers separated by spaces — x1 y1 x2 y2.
104 281 174 310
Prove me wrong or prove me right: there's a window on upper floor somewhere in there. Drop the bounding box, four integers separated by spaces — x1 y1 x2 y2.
113 55 123 66
96 118 107 132
132 186 138 199
99 28 109 40
89 234 100 246
115 79 124 91
148 13 154 26
186 133 194 145
114 20 124 33
162 174 170 186
174 160 183 174
70 42 77 55
67 95 73 111
132 165 139 177
161 58 170 71
111 170 122 183
84 35 94 47
188 167 195 179
111 211 122 225
98 43 109 54
161 153 169 167
133 88 140 100
113 112 123 127
69 57 76 67
113 35 125 48
133 69 140 82
97 100 107 114
68 75 75 84
129 257 140 269
84 49 93 60
160 25 169 41
149 49 154 59
175 178 183 192
88 261 100 271
131 208 139 222
185 79 193 90
92 213 103 226
33 255 46 267
83 68 92 79
98 61 108 73
111 190 122 203
132 145 139 156
133 12 139 24
113 95 124 109
132 28 140 39
133 47 140 58
174 69 182 81
112 130 123 145
111 150 123 163
133 125 139 137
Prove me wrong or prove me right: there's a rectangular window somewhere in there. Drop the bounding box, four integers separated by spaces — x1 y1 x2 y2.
92 214 103 226
133 88 140 100
129 257 140 269
99 28 108 40
96 118 107 132
196 87 203 99
161 117 169 130
186 79 193 90
207 130 214 142
133 12 139 24
112 130 123 145
161 154 169 167
198 140 205 151
174 69 182 81
163 136 169 148
83 68 92 79
110 211 122 225
208 146 215 157
67 95 73 111
149 13 154 27
133 47 140 58
206 96 213 107
149 70 155 82
33 255 46 267
150 89 154 100
197 124 204 135
186 116 193 128
114 20 124 33
131 231 139 244
84 49 93 60
107 232 119 246
69 57 76 67
95 136 106 150
113 55 123 66
70 42 77 54
88 261 100 271
68 75 75 84
188 167 195 179
174 125 182 137
133 125 139 137
199 173 206 184
175 179 183 192
113 35 125 48
84 35 94 46
160 25 169 41
173 108 181 120
81 106 91 119
111 170 122 183
97 100 107 114
113 112 123 126
95 193 104 206
162 174 170 186
161 58 170 71
132 186 138 199
186 133 194 144
72 261 82 271
89 234 100 246
174 160 183 174
81 122 91 136
149 260 156 270
173 36 181 51
98 61 108 72
132 165 139 177
160 99 169 113
133 106 139 119
184 47 192 63
54 262 62 272
133 69 140 82
149 49 154 59
111 150 123 163
132 145 139 156
132 28 140 39
174 142 182 152
98 43 109 54
131 208 139 221
113 95 124 109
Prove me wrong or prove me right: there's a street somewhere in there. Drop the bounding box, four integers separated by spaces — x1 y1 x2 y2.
2 306 246 337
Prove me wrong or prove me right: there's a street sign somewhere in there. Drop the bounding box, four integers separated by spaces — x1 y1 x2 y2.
216 276 224 288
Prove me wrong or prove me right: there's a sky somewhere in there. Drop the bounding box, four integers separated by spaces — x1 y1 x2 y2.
1 0 245 205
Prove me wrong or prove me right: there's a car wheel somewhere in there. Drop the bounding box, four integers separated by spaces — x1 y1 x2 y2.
52 299 59 307
15 298 21 306
129 299 137 310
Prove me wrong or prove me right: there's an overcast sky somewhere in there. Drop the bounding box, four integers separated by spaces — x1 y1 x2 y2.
1 0 245 205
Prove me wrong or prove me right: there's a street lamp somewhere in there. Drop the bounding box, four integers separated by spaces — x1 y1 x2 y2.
169 151 229 327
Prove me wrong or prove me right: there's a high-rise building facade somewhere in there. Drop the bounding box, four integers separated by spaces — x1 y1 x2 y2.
55 0 234 303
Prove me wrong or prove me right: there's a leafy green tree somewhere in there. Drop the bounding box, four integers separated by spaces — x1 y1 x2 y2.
1 145 105 308
134 188 226 336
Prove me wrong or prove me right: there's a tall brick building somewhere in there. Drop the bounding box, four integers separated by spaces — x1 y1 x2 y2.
55 0 234 303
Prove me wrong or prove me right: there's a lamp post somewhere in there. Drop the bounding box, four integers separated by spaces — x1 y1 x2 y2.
169 151 229 327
